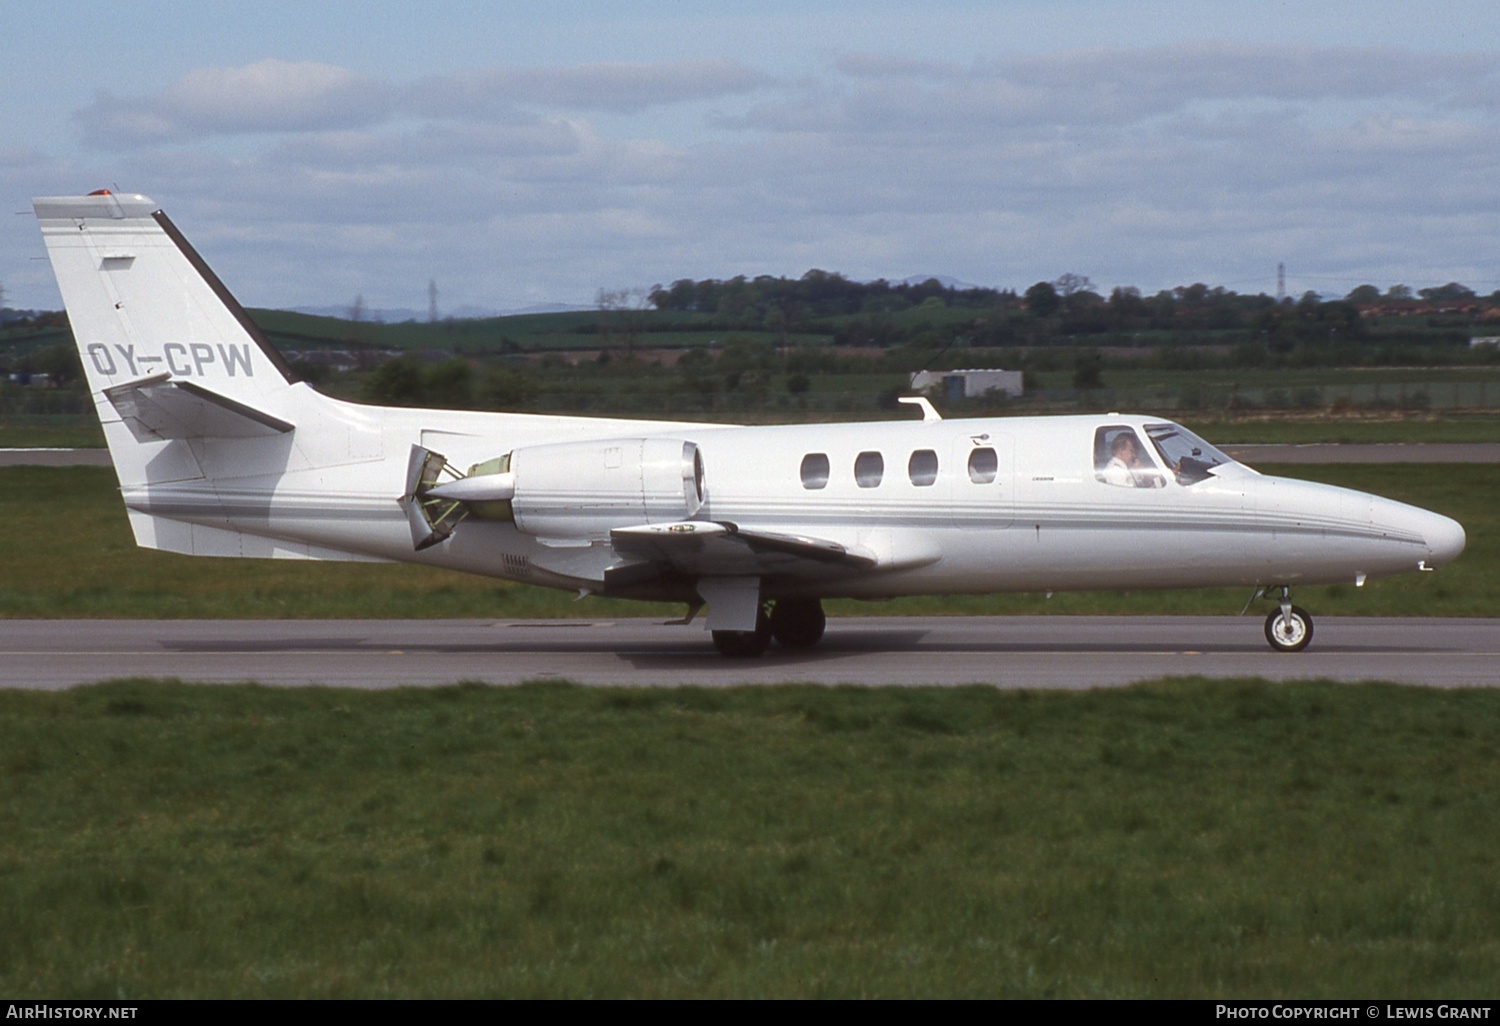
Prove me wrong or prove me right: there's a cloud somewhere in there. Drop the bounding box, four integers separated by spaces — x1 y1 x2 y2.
74 57 772 151
732 42 1500 137
39 41 1500 313
76 59 392 147
407 58 773 118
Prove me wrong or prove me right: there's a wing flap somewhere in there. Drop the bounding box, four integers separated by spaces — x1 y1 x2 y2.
609 521 877 579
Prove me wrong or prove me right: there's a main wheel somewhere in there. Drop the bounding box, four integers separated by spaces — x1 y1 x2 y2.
712 629 770 658
1264 605 1313 652
712 607 772 658
769 598 826 649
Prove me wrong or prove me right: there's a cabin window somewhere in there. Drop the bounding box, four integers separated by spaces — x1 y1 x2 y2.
1094 426 1166 489
967 446 998 484
908 449 939 486
800 453 830 490
855 451 885 488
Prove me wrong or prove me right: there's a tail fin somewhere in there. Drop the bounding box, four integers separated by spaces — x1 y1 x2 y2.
33 191 299 480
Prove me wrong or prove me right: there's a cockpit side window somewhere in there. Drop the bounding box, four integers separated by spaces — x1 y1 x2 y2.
1144 423 1232 485
1094 426 1166 489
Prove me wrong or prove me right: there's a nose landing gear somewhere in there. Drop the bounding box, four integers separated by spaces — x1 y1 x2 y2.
1262 585 1314 653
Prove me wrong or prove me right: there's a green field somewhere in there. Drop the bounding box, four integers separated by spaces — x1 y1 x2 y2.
0 462 1491 619
3 678 1498 997
3 444 1496 998
7 411 1500 450
1184 416 1500 445
0 416 104 448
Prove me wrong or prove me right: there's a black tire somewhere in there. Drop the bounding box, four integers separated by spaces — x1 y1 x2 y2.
1264 605 1313 652
769 598 826 649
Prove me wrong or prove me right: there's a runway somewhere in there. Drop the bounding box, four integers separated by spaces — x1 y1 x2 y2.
3 616 1497 689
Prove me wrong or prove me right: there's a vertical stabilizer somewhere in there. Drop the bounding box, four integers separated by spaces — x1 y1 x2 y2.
33 192 299 489
34 192 295 399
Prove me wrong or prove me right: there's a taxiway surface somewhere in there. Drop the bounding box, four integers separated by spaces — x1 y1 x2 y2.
4 617 1497 690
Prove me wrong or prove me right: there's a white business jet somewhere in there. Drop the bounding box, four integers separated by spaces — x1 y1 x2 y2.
33 191 1466 656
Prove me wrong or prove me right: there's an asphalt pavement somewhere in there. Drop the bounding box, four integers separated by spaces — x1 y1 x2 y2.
4 616 1497 689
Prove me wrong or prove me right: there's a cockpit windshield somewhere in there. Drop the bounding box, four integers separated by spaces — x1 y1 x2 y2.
1144 423 1235 485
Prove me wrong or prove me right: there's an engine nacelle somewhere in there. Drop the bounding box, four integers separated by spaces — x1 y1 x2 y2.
508 437 704 539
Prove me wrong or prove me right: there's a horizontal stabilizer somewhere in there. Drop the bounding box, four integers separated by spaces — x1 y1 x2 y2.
105 374 293 441
610 520 877 580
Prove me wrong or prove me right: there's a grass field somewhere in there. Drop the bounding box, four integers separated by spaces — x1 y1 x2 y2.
0 416 104 449
2 678 1498 997
7 412 1500 449
1184 416 1500 445
0 462 1491 619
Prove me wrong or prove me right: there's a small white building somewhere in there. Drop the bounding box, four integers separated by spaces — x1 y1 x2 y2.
1470 336 1500 349
910 368 1024 401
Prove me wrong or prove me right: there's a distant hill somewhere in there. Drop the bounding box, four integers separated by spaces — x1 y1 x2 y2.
285 302 591 323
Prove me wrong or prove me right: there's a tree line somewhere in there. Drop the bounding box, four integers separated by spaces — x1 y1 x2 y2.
646 269 1497 350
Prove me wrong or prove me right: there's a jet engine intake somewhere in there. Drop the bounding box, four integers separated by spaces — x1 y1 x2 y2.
508 437 705 539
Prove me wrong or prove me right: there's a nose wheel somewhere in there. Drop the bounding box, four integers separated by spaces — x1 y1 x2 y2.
1262 587 1313 652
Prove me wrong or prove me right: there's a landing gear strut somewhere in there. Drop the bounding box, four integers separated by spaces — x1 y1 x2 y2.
711 606 771 658
1263 585 1313 653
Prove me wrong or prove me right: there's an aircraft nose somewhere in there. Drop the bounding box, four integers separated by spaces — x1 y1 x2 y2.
1423 511 1466 566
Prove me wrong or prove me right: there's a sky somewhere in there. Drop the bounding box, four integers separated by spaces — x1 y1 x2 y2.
4 0 1499 315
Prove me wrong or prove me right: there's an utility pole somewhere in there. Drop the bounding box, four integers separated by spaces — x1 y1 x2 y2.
1276 263 1286 301
428 279 438 323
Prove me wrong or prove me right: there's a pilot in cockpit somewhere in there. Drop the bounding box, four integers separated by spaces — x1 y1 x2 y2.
1101 431 1163 488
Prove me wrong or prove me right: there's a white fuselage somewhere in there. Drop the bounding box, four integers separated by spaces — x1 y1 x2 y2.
115 388 1464 602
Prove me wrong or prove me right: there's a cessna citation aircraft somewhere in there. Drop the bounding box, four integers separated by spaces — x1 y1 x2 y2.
33 191 1466 656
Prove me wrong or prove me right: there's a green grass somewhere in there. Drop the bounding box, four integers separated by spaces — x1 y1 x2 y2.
0 463 1490 619
1184 416 1500 445
0 416 105 449
8 412 1500 449
2 678 1498 997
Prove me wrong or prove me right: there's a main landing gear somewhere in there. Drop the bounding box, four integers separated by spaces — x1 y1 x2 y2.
711 598 827 658
1262 585 1314 653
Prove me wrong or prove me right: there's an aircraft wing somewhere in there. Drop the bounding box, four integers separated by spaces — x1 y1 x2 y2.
608 521 878 580
104 373 293 441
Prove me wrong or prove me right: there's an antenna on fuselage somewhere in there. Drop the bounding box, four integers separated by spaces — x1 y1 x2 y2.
897 396 942 421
